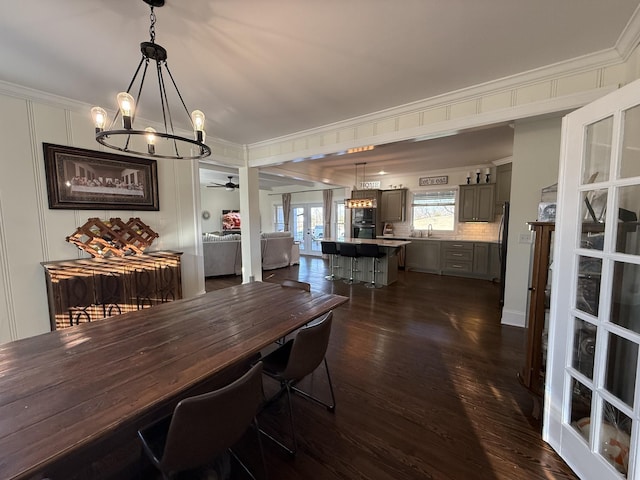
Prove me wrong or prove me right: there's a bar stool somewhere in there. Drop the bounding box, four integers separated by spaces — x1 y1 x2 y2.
359 244 386 289
339 243 360 284
321 241 340 281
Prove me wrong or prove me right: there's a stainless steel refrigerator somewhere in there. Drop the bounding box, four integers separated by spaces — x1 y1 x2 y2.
499 201 510 305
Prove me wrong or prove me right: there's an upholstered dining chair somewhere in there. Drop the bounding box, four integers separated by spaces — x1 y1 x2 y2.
259 311 335 456
137 362 266 479
281 279 311 291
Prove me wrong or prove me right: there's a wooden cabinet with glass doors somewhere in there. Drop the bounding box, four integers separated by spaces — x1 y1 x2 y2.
519 222 555 419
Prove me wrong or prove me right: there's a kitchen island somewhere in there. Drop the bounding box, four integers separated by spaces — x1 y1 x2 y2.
323 238 411 285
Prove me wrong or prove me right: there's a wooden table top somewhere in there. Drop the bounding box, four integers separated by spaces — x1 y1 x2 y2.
0 281 348 480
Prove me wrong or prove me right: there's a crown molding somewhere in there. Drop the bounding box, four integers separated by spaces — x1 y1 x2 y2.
492 156 514 166
249 49 625 154
616 3 640 60
248 86 617 168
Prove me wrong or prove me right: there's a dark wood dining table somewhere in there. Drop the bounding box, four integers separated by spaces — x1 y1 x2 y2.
0 281 348 480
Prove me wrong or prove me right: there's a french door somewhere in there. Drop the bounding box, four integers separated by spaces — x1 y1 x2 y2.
546 79 640 479
292 204 323 256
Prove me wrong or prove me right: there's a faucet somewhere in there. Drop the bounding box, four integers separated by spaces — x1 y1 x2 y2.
427 224 433 237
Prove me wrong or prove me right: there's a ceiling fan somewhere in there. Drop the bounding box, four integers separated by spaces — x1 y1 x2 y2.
207 176 240 191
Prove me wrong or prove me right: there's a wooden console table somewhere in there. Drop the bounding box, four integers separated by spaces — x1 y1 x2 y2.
41 251 182 330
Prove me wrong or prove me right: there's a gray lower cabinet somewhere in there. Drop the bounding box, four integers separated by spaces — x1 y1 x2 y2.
441 242 473 275
489 243 501 281
405 240 441 273
473 243 489 275
400 239 498 279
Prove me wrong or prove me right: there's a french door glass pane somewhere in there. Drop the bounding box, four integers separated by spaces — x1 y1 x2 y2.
611 262 640 334
616 185 640 254
604 332 637 408
572 318 596 379
570 377 593 441
598 401 631 477
293 207 305 250
581 188 608 227
620 104 640 179
576 256 602 316
582 116 613 184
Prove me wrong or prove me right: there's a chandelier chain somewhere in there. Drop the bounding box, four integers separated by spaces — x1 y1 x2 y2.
149 7 156 43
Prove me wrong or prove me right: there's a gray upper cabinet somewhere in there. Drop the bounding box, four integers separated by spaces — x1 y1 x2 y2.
380 189 406 222
459 184 496 222
495 163 512 207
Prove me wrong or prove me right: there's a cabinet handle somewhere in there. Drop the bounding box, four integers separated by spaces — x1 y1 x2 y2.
452 264 462 268
452 244 464 247
452 253 463 257
528 287 535 291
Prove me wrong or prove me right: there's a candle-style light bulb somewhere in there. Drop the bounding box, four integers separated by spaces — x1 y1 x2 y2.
144 127 156 155
191 110 205 142
116 92 135 129
91 107 107 133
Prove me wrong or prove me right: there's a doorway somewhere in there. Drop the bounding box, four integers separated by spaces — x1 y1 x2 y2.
292 204 323 256
547 78 640 479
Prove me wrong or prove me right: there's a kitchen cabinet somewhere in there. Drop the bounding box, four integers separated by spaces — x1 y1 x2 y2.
381 189 406 222
459 184 495 222
472 243 489 275
440 242 473 275
495 163 512 207
489 242 501 281
405 240 440 273
519 222 554 419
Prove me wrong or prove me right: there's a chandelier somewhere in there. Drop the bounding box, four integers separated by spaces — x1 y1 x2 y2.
91 0 211 160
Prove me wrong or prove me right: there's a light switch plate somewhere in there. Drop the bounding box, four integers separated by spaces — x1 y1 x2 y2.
519 232 533 244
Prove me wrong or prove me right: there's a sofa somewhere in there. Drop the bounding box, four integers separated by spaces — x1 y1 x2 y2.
202 233 242 277
202 232 294 276
261 232 294 270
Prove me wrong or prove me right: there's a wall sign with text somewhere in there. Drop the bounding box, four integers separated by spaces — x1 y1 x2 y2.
419 176 448 186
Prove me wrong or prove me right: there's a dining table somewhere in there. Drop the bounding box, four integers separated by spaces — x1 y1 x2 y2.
0 281 348 480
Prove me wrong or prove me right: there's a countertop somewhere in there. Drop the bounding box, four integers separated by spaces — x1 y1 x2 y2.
324 238 411 247
377 235 499 244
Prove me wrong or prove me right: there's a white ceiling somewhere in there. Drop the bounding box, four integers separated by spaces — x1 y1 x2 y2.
1 0 638 187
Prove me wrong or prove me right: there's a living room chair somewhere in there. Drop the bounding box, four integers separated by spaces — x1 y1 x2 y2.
259 311 336 456
137 362 266 480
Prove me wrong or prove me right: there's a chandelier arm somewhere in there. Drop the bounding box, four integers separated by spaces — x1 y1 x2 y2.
107 56 146 131
164 62 194 129
155 61 180 157
124 59 150 152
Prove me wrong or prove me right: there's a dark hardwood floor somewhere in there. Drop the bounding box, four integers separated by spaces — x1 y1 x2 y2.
204 257 578 480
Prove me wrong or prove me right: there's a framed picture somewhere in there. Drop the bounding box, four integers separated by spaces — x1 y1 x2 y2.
43 143 159 210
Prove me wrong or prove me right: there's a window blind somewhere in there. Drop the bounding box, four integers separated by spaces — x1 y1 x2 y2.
412 190 456 206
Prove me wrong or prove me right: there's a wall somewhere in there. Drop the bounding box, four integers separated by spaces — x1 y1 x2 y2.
0 86 241 344
200 186 240 233
501 116 563 327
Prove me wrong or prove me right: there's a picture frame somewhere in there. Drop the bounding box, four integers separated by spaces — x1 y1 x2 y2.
43 143 159 210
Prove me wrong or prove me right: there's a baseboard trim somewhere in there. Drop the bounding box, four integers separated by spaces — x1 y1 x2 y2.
501 308 526 327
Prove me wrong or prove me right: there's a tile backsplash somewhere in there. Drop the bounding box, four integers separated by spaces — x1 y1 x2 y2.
390 215 502 241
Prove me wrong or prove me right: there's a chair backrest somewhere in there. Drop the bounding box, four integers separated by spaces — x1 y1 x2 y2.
321 241 339 255
282 312 333 381
159 362 263 474
339 243 358 257
281 279 311 291
358 243 380 257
